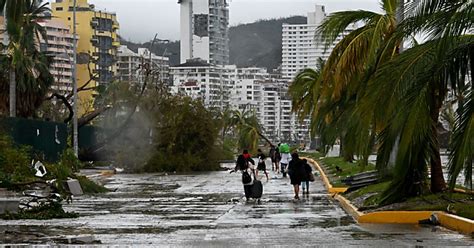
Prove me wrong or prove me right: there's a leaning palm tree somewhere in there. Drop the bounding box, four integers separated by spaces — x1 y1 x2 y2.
0 0 52 117
367 0 473 203
230 107 273 152
298 0 402 163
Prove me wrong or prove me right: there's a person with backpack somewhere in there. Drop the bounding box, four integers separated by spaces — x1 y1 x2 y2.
256 149 269 181
232 150 256 201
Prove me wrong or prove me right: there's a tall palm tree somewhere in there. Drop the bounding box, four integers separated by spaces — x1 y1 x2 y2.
292 0 402 163
0 0 52 117
369 0 473 202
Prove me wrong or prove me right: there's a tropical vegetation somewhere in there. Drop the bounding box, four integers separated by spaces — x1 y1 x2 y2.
0 0 54 117
289 0 473 204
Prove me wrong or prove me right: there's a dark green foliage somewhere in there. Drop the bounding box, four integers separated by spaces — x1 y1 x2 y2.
0 133 35 186
75 175 109 194
144 96 221 172
0 202 79 220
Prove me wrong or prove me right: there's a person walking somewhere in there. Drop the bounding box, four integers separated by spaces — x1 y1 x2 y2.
288 152 305 200
232 149 255 201
256 149 269 181
274 145 281 173
269 145 276 171
279 143 291 178
301 159 313 195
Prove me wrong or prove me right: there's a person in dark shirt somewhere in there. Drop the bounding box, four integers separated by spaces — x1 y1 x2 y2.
232 150 255 201
288 152 305 200
256 149 269 181
301 159 313 195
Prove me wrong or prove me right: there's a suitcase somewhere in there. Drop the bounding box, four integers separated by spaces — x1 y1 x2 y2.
250 179 263 199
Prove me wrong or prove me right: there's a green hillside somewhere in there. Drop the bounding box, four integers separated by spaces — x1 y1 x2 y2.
121 15 307 70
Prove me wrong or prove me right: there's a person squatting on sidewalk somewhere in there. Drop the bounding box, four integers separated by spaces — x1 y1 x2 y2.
232 150 255 201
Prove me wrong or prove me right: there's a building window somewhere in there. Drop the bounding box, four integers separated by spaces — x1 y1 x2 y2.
56 7 63 11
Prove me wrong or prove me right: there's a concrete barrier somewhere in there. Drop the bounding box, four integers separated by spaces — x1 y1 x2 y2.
304 157 348 194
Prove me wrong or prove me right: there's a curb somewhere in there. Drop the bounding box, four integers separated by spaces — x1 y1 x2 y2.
304 157 348 194
304 157 474 236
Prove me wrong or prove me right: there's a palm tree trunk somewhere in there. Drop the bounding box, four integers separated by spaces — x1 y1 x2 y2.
430 96 446 193
256 130 273 147
9 67 16 117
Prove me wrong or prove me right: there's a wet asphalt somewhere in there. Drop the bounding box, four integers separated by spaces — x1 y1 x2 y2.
0 164 473 247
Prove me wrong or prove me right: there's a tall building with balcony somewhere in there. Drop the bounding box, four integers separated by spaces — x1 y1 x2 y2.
1 17 76 96
117 45 170 85
170 59 230 109
37 18 76 96
52 0 120 114
281 4 327 80
179 0 229 65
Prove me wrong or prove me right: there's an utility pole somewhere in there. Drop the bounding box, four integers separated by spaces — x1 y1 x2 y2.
72 0 79 156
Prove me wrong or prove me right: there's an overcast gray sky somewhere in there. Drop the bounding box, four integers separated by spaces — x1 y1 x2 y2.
77 0 381 42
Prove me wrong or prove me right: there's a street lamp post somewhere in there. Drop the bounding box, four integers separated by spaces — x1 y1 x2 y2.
72 0 79 156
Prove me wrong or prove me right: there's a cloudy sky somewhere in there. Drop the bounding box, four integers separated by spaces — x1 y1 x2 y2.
63 0 381 42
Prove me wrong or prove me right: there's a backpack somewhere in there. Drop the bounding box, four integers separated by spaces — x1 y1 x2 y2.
242 170 252 185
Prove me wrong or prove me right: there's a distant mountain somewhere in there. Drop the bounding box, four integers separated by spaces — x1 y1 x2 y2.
121 15 307 70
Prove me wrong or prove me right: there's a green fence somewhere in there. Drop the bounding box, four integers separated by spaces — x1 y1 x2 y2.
0 117 68 162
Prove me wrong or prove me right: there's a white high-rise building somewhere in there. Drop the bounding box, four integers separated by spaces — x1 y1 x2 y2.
282 4 327 79
282 4 356 80
179 0 229 65
117 45 170 85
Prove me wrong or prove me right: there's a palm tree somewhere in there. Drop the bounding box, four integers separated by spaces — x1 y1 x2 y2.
0 0 52 117
292 0 402 163
369 0 473 202
229 106 273 152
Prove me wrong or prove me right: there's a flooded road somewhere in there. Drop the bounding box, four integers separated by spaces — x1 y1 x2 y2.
1 166 472 246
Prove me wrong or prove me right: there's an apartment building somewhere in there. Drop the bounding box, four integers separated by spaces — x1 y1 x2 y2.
281 5 328 80
170 59 230 109
37 18 76 96
1 16 76 96
117 46 170 85
179 0 229 65
52 0 120 114
171 62 312 145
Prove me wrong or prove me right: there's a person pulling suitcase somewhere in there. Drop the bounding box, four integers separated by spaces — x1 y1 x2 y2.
231 150 257 202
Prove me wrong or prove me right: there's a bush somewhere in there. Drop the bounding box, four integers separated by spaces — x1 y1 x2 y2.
1 201 79 220
75 175 109 194
144 96 222 172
